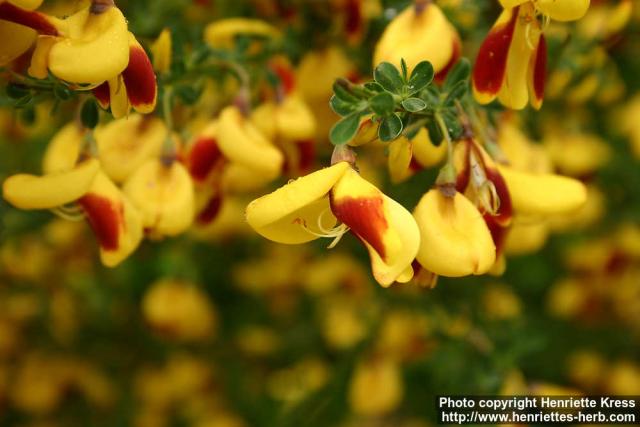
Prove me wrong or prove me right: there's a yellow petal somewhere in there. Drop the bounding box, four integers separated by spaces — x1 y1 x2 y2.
245 162 350 244
0 20 36 66
108 75 131 119
414 189 496 277
411 127 446 168
222 162 274 193
204 18 279 48
373 3 457 73
123 160 195 237
27 34 55 79
79 171 143 267
42 122 84 173
348 117 379 147
498 165 587 215
48 6 129 84
94 114 165 183
331 168 420 286
505 220 550 255
274 95 316 141
3 158 100 210
151 28 172 73
536 0 590 22
217 105 283 179
497 5 538 110
387 137 413 183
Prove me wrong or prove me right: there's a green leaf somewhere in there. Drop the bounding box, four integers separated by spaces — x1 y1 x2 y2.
6 84 29 100
81 99 99 129
333 78 360 102
444 79 469 106
330 113 361 145
14 94 32 108
53 84 72 100
444 58 470 91
426 119 444 146
369 92 395 116
373 62 404 94
378 113 403 142
400 58 408 81
330 95 358 116
442 110 464 140
401 97 427 112
407 61 434 94
363 82 384 93
176 85 202 105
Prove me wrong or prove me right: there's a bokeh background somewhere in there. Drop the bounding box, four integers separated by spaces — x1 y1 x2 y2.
1 0 640 426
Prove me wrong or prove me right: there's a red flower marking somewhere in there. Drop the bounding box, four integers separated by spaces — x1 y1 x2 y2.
331 195 388 260
409 157 422 172
122 45 157 110
531 34 547 104
484 214 509 256
197 193 223 225
435 37 462 84
484 166 512 226
187 137 222 182
297 139 316 175
271 62 296 95
93 82 110 109
472 7 519 96
455 140 471 193
0 2 58 35
79 194 122 251
344 0 362 38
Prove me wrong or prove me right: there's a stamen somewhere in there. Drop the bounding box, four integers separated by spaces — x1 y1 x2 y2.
51 203 85 221
295 208 351 249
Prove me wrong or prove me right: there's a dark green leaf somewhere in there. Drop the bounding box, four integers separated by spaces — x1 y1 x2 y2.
444 57 470 91
442 110 464 140
369 92 395 116
14 94 32 108
407 61 434 94
401 97 427 112
333 78 360 102
363 82 384 93
176 85 202 105
378 113 403 142
6 84 29 100
400 58 408 81
330 113 361 145
81 99 99 129
426 119 444 146
53 84 72 100
330 95 358 116
444 79 469 106
373 62 404 94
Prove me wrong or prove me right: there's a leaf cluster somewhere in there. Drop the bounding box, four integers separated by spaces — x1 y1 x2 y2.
329 58 472 146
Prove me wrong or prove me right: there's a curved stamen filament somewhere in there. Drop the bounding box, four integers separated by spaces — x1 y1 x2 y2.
51 203 85 221
296 207 351 249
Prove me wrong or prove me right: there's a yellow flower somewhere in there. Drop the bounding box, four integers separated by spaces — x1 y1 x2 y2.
217 105 284 181
246 162 420 286
348 356 404 416
142 279 217 342
413 189 496 277
374 2 461 81
473 0 590 109
123 159 195 238
204 18 279 49
0 0 157 116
